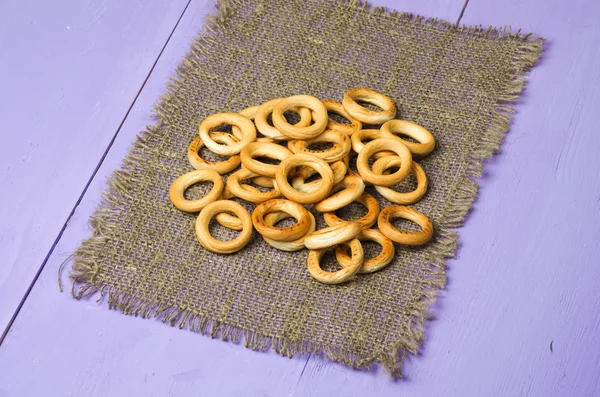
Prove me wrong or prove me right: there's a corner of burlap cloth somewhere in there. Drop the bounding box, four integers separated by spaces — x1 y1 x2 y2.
69 0 544 377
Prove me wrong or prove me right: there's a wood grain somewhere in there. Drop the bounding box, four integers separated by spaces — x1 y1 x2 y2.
0 0 190 334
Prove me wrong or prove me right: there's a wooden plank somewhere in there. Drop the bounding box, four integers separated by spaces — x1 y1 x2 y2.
0 0 190 333
0 1 537 396
293 0 600 396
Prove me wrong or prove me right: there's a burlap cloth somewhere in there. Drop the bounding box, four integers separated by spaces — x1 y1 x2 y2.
71 0 542 376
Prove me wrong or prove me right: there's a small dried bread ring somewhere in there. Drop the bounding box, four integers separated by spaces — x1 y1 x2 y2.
312 100 362 136
291 160 346 194
214 190 253 230
199 112 256 156
187 133 241 174
169 169 224 213
226 168 281 204
336 229 395 273
304 221 361 250
272 95 328 140
276 154 334 204
378 205 434 246
342 88 396 124
372 158 428 204
342 149 353 168
350 129 395 159
262 211 316 251
215 212 244 231
357 138 412 186
323 192 380 229
239 105 259 119
251 175 275 188
231 106 258 140
252 199 312 242
286 139 299 153
331 161 348 185
240 142 293 177
255 98 312 140
219 186 235 200
239 162 276 188
314 174 365 213
380 120 435 156
292 129 351 163
236 105 276 142
195 200 252 254
216 174 274 229
342 150 362 178
307 238 363 284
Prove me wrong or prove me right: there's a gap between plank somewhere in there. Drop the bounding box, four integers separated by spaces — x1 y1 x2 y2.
0 0 193 345
456 0 470 24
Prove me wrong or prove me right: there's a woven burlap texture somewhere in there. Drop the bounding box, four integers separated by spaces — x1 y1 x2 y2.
70 0 543 376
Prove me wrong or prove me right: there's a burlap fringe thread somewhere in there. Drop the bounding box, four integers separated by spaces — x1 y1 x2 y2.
70 0 543 378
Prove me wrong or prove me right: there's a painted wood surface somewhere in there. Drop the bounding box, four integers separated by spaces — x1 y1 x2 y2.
0 0 190 334
2 0 600 396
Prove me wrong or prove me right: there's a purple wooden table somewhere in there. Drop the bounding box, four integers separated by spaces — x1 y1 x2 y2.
1 0 599 395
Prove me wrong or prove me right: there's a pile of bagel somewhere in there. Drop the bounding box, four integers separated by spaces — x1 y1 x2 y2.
170 88 435 284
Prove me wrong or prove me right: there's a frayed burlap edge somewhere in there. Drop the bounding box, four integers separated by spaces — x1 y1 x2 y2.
69 0 544 378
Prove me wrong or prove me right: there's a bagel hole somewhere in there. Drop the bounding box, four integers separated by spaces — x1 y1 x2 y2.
334 201 368 222
208 217 243 241
304 172 323 184
367 157 378 168
320 247 344 272
328 111 350 124
306 141 334 151
386 172 418 192
283 110 302 125
379 164 401 177
210 123 234 134
198 145 230 162
362 240 383 261
355 100 384 112
338 244 351 257
184 182 213 200
267 110 302 126
253 156 281 166
271 216 297 228
390 217 423 233
340 240 381 261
